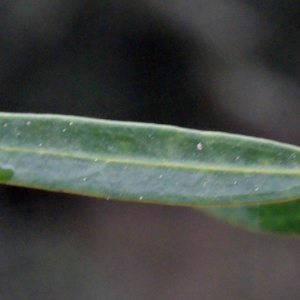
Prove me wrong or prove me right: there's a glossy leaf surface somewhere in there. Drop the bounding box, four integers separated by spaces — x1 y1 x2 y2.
0 113 300 210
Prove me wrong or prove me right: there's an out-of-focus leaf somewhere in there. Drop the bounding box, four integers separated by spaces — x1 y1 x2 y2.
0 113 300 209
203 200 300 235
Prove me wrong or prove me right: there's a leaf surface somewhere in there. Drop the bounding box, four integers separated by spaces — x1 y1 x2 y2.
203 200 300 235
0 113 300 209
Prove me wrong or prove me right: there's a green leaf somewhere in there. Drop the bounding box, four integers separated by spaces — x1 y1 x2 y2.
0 112 300 210
203 200 300 235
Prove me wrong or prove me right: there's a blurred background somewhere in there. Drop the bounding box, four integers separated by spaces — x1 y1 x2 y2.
1 0 300 299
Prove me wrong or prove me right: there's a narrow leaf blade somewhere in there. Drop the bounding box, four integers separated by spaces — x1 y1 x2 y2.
0 113 300 207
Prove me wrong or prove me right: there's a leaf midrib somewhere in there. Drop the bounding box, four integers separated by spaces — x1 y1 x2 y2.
1 145 300 175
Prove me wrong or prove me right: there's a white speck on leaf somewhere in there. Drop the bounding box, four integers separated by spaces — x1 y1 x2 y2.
234 181 237 184
62 128 66 132
94 158 98 162
236 156 240 160
83 177 87 181
69 122 73 125
26 121 31 126
139 196 143 200
159 175 163 178
3 123 7 127
39 143 43 147
255 188 259 191
197 143 203 150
